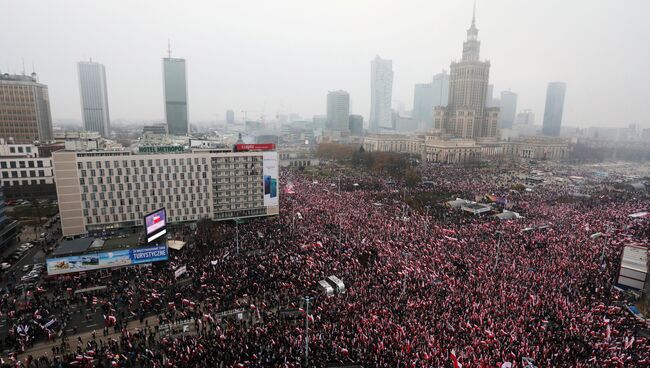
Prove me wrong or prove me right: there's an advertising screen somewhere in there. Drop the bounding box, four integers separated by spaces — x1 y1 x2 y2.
235 143 275 152
145 209 166 235
46 244 169 275
144 208 167 243
262 152 279 207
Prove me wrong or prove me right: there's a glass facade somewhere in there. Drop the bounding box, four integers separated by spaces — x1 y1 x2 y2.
163 58 188 135
542 82 567 137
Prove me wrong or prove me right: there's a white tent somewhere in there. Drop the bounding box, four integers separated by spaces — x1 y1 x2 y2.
168 240 186 251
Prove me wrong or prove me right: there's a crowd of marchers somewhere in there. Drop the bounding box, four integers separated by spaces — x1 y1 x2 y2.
2 163 649 367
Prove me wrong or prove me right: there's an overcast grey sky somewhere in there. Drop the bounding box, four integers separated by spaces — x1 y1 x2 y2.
1 0 649 127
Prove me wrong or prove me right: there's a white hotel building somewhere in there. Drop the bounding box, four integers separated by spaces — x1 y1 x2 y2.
53 147 279 236
0 140 55 189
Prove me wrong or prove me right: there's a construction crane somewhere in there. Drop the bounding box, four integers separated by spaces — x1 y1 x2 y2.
240 110 260 122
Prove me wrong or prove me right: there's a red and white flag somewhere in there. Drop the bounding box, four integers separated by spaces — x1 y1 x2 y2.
450 349 462 368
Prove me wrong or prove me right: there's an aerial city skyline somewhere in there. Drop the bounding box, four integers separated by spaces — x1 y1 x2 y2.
1 0 648 129
0 1 649 367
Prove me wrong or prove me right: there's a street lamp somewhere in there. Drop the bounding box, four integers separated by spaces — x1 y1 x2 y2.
234 218 241 254
494 231 504 268
401 252 411 298
338 176 341 195
590 229 610 269
425 205 431 234
303 296 315 367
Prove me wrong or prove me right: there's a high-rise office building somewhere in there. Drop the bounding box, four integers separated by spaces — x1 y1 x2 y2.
348 114 363 136
516 109 535 126
434 8 499 138
413 83 434 127
0 73 53 143
486 84 498 107
370 55 393 132
413 70 449 131
432 70 450 108
498 91 517 129
542 82 567 136
226 109 235 124
163 57 188 135
78 61 111 137
326 90 350 132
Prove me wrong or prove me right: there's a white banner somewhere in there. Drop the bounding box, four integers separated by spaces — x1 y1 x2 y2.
174 265 187 279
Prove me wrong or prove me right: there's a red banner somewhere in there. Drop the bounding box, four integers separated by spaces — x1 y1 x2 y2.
235 143 275 151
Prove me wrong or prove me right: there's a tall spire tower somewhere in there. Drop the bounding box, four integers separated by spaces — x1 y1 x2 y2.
462 0 481 62
433 0 500 139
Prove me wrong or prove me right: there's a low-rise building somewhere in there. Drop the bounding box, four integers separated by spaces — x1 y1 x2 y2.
360 133 570 164
279 146 319 168
0 139 55 198
503 136 571 160
424 136 483 164
362 134 424 155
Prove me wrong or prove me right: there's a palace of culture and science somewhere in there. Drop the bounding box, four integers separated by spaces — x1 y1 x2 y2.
359 9 571 163
434 10 500 139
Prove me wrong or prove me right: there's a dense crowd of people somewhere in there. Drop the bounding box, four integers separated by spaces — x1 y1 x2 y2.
1 162 649 367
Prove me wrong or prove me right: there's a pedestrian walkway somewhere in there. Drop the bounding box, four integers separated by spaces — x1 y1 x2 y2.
17 315 163 360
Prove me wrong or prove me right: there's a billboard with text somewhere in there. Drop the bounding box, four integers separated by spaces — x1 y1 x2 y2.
263 152 279 207
46 244 169 275
235 143 275 152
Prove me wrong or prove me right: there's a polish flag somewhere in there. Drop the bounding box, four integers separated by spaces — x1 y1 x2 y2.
450 350 462 368
153 215 162 224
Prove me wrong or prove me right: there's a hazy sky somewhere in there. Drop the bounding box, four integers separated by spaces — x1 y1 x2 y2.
2 0 649 128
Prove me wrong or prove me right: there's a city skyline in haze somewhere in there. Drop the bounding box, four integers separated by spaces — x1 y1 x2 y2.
1 0 649 128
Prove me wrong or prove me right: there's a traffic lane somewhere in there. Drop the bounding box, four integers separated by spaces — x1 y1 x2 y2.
0 289 109 339
60 305 107 336
1 245 44 286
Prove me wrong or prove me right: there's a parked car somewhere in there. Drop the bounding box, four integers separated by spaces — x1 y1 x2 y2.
28 271 40 278
24 243 34 249
39 233 47 239
0 263 11 270
21 265 32 272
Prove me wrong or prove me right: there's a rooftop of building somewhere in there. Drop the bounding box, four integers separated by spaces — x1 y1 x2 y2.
0 73 40 83
52 234 142 257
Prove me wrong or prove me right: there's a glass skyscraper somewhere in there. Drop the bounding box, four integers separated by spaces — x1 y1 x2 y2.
498 91 518 129
542 82 567 136
163 57 188 135
78 61 111 137
370 56 393 132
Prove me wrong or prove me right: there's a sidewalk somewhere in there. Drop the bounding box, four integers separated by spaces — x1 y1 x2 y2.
17 316 164 360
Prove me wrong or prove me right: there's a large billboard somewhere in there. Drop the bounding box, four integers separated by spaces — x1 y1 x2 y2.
235 143 275 152
46 244 169 275
263 152 279 207
144 208 167 243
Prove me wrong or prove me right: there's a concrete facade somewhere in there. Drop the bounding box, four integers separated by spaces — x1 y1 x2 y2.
53 149 279 236
0 73 53 143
